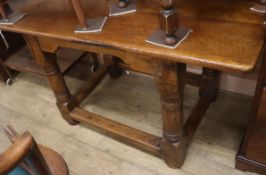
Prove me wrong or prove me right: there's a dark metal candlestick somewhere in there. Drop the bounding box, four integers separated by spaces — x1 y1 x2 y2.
118 0 129 8
70 0 107 33
109 0 136 16
0 0 26 25
250 0 266 13
159 0 179 45
146 0 192 49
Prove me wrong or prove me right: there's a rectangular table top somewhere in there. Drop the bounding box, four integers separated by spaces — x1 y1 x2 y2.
1 0 265 73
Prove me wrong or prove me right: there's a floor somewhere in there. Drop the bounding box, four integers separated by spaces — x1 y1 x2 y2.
0 72 259 175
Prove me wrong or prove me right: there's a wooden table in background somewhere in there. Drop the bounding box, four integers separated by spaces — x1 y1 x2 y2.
1 0 265 169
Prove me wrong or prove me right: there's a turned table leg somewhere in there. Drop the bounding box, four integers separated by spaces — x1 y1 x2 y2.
25 35 79 125
154 61 187 168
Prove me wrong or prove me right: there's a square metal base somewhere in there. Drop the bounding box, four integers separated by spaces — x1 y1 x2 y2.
250 4 266 13
74 17 107 34
146 27 193 49
109 0 136 16
0 12 26 25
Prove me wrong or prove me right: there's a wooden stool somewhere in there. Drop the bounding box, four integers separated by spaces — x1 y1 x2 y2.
0 125 68 175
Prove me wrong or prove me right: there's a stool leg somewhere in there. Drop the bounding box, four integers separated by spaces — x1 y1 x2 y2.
154 61 187 168
0 59 10 85
25 35 79 125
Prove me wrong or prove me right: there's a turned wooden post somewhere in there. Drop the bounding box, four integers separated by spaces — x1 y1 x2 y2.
159 0 179 45
25 35 79 125
118 0 129 8
70 0 88 29
154 61 187 168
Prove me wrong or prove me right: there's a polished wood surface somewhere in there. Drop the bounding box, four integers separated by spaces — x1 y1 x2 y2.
1 0 264 72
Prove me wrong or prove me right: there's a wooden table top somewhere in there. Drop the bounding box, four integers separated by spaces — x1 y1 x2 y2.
2 0 265 72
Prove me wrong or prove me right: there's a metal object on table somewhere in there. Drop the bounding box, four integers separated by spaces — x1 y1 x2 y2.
0 12 26 25
109 0 136 16
71 0 107 33
0 0 26 25
146 27 193 49
74 16 107 33
250 3 266 13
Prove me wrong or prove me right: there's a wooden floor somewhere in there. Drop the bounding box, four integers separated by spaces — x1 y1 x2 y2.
0 72 259 175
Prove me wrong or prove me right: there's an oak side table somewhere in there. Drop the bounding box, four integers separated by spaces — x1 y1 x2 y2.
0 0 264 169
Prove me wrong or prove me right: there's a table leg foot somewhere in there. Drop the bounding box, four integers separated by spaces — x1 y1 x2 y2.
161 138 187 168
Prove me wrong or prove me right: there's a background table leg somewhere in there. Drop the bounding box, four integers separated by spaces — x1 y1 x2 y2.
154 61 187 168
199 68 220 103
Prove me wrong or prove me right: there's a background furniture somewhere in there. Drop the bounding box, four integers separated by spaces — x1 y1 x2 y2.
0 31 24 85
0 31 100 86
0 125 68 175
235 1 266 174
236 43 266 174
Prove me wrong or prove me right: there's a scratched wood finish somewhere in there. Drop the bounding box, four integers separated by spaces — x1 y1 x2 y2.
0 0 264 72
